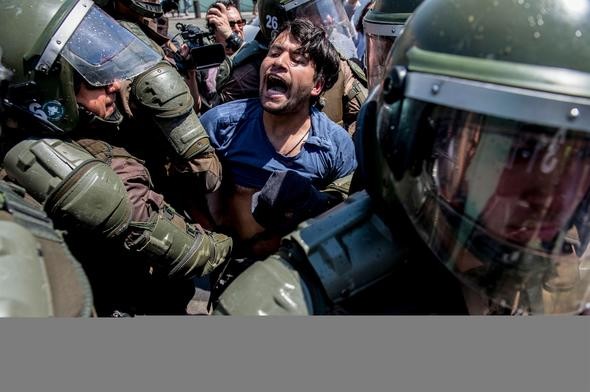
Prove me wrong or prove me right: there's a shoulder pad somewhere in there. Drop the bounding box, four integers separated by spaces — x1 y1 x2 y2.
0 180 94 317
213 254 314 315
0 219 54 316
345 58 368 87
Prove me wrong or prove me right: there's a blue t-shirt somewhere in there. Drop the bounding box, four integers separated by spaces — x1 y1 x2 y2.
201 98 357 190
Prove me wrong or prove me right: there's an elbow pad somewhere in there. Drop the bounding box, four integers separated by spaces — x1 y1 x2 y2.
3 138 132 239
125 205 231 278
132 61 213 159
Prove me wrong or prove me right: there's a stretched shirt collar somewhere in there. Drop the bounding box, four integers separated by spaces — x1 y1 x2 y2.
305 106 339 150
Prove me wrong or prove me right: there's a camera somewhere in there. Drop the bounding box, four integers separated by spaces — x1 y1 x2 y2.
176 22 213 51
174 23 226 71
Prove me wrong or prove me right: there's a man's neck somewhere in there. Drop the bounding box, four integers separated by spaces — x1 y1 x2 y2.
262 107 313 156
262 108 311 139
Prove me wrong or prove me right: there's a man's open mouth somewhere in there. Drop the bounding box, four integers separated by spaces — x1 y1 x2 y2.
265 74 289 96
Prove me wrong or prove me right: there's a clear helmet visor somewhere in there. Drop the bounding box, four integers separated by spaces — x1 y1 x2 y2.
289 0 357 58
59 5 161 86
290 0 354 37
388 99 590 314
366 34 395 90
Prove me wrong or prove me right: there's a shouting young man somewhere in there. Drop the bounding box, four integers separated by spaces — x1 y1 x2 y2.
201 19 357 258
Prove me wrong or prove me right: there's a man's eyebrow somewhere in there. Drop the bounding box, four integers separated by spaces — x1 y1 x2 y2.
269 43 286 51
268 42 308 57
292 47 307 56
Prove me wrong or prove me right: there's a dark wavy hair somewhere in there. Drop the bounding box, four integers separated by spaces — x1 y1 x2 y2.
274 19 340 99
207 0 239 12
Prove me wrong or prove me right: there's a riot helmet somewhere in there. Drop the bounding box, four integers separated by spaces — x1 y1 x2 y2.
357 0 590 314
363 0 423 90
258 0 356 58
0 0 161 133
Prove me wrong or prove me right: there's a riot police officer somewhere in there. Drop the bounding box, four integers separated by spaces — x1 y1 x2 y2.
216 0 368 134
0 50 93 318
93 0 223 218
363 0 423 90
212 0 590 315
0 0 231 316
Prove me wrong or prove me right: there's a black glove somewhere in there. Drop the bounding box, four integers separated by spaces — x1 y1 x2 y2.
252 171 339 233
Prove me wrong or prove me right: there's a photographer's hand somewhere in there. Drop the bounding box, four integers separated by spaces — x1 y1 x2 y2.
206 3 232 40
179 43 191 58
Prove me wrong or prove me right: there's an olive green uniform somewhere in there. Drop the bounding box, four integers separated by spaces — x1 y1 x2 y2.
0 0 232 315
98 1 223 217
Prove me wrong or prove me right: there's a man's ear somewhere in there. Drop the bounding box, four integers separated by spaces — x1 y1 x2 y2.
311 77 325 98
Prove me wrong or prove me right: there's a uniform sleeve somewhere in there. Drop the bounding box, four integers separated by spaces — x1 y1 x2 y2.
110 156 164 222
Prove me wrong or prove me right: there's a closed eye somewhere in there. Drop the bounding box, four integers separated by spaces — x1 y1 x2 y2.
292 55 307 65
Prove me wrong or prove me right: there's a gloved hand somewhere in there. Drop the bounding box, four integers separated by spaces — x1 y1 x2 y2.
117 79 133 118
251 171 340 233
